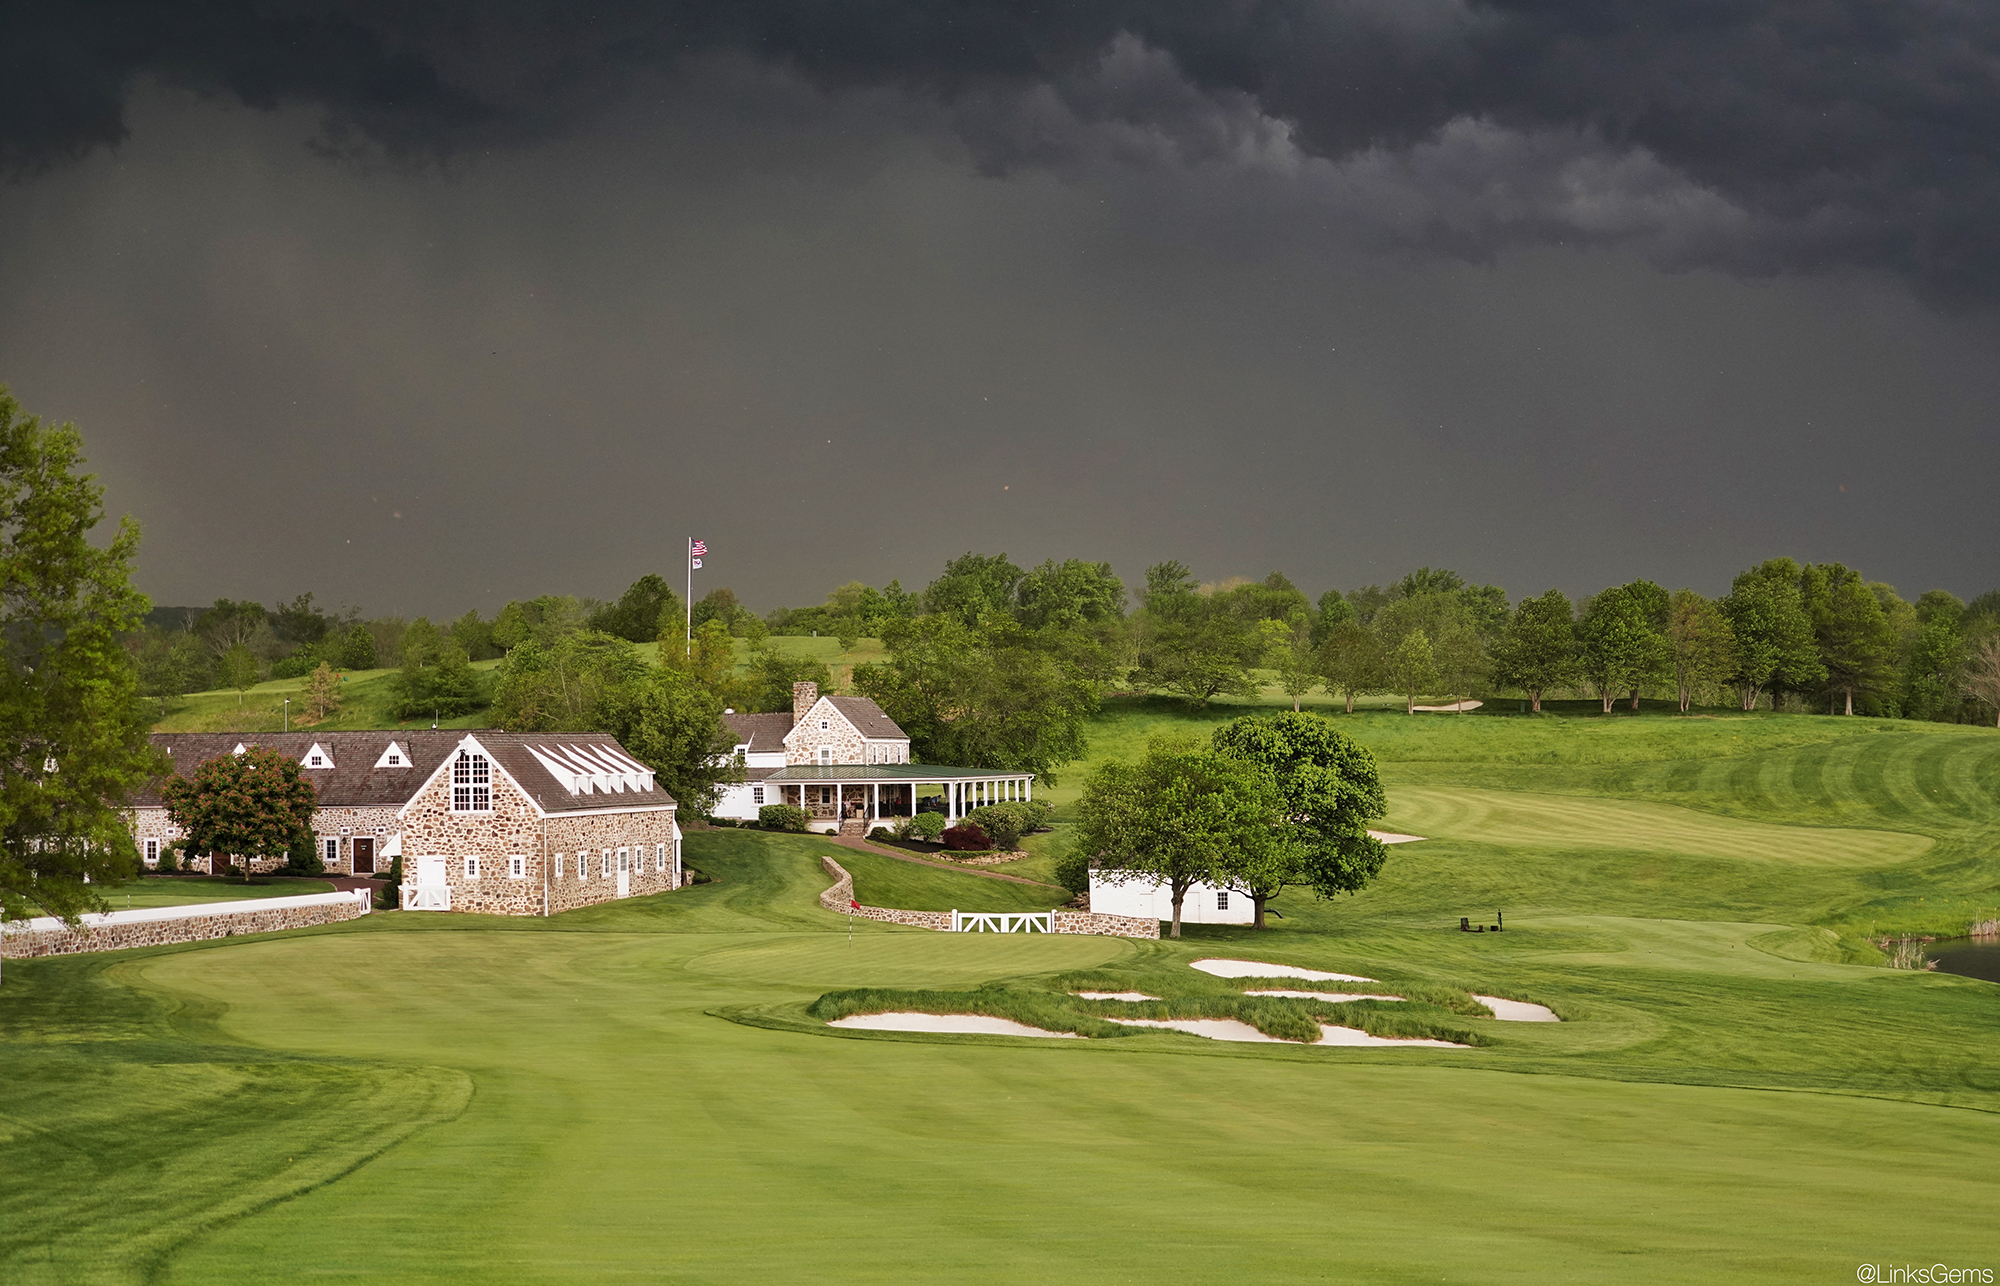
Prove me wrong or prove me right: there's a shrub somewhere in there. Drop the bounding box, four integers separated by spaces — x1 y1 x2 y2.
909 811 947 841
868 827 895 842
759 804 809 832
940 822 991 852
155 844 179 874
1054 848 1091 896
964 804 1029 851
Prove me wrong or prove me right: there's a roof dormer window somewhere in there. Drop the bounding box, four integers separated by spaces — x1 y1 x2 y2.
374 742 409 769
303 743 334 769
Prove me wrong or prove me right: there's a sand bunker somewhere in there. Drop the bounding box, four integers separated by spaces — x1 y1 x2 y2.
828 1013 1078 1038
1244 988 1406 1003
1412 700 1482 713
1191 959 1378 983
1073 991 1161 1002
1472 995 1561 1022
1106 1017 1467 1048
1367 830 1427 844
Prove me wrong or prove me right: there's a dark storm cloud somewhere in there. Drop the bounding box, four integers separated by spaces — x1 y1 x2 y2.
8 1 2000 297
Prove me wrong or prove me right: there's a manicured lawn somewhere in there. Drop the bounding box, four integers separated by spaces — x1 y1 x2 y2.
150 660 503 734
6 712 2000 1283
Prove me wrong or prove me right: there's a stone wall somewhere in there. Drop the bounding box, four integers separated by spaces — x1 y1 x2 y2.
817 856 951 929
816 857 1158 938
540 809 680 915
2 891 370 959
1053 910 1160 939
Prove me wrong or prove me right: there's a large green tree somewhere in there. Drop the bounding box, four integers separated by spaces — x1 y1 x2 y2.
1376 593 1484 706
1722 560 1823 711
1382 627 1440 714
1073 736 1279 939
0 391 162 923
854 614 1095 780
924 552 1025 626
494 629 736 812
1488 589 1577 712
1802 563 1898 715
159 745 317 880
1664 589 1737 713
1317 616 1381 713
1904 613 1969 722
1131 562 1263 707
594 575 683 646
1014 558 1126 630
1577 583 1670 713
1209 713 1389 928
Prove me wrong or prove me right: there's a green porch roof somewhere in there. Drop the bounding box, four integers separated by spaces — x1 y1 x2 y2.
762 764 1034 782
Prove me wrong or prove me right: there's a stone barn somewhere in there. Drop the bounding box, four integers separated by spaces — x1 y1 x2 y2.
134 730 682 916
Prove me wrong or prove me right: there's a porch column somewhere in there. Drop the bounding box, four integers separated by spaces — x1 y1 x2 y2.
1024 776 1031 802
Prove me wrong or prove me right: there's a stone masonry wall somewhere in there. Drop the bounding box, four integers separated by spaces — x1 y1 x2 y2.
1053 910 1160 939
3 895 368 959
541 808 680 915
818 856 951 929
130 804 403 876
787 699 870 765
816 857 1157 938
396 751 548 915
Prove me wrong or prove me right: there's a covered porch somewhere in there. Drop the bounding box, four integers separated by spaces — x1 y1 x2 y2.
765 765 1035 828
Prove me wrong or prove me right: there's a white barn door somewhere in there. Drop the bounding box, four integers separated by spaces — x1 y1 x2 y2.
616 849 630 898
410 855 451 911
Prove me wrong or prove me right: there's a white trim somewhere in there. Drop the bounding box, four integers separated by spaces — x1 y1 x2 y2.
323 836 339 868
464 855 480 879
302 742 335 769
374 741 411 769
508 854 526 879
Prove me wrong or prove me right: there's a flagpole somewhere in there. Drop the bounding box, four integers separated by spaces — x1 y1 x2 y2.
685 536 693 658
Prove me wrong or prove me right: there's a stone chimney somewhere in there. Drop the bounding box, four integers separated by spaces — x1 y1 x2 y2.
792 681 819 722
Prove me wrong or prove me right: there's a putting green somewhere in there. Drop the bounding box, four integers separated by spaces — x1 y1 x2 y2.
1386 786 1934 867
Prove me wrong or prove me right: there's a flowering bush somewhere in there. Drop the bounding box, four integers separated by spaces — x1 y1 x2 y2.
940 822 992 852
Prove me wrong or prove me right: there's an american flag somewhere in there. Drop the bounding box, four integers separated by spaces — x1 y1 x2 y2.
690 539 707 557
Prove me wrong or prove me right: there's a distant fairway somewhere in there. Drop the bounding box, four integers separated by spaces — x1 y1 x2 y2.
1387 785 1934 867
7 705 2000 1283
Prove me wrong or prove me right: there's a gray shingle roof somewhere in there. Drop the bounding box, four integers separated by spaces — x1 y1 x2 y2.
764 764 1033 782
721 712 794 753
139 730 678 814
826 696 907 740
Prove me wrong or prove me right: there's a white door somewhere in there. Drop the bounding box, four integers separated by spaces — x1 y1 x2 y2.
411 855 451 910
616 850 630 898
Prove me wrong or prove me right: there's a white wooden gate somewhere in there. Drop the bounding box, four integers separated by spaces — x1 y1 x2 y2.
950 910 1053 933
403 855 452 911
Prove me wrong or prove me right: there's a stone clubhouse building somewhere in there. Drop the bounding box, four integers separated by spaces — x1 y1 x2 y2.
132 730 682 916
712 682 1036 833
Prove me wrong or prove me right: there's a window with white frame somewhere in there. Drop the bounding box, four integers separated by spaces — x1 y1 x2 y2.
509 855 526 879
465 855 481 879
601 848 612 878
819 719 829 730
818 747 832 765
144 838 159 866
555 853 564 878
1216 891 1229 910
451 750 492 812
655 843 665 872
578 852 589 878
323 837 338 867
309 752 326 767
751 786 764 805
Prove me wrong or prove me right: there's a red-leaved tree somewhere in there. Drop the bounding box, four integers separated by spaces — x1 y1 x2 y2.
159 746 317 879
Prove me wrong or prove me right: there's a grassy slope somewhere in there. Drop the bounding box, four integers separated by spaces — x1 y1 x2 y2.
6 711 1998 1282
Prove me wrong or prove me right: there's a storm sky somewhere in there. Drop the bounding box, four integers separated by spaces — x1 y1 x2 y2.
3 1 1998 617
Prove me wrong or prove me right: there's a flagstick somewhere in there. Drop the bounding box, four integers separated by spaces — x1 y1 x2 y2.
685 536 693 658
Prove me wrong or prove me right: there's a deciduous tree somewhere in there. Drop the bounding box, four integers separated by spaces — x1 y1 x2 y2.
1383 628 1439 714
1802 563 1897 715
1722 560 1823 711
160 745 317 881
0 390 162 924
1317 617 1380 714
1664 589 1736 713
1489 589 1577 711
217 644 259 707
301 661 342 724
1964 634 2000 728
1577 584 1669 713
1073 736 1279 939
1210 714 1389 928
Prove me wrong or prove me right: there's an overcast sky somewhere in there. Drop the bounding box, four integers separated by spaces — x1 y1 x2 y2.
3 2 1997 618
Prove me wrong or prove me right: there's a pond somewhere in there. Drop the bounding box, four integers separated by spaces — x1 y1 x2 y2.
1926 938 2000 983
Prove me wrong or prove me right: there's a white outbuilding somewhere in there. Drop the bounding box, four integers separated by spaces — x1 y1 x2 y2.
1088 872 1255 925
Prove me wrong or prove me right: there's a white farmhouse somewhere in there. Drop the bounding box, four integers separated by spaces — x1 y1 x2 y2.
711 682 1035 835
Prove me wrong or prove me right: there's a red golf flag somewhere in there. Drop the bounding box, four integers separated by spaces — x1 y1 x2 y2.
849 899 860 909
